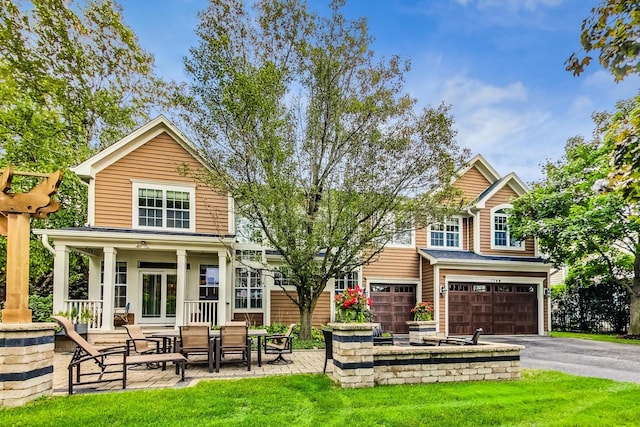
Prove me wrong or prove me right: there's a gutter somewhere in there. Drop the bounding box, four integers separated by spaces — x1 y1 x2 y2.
41 234 55 255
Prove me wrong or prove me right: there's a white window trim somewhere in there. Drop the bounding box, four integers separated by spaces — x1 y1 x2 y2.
131 180 196 232
234 267 264 311
490 204 524 251
427 216 462 250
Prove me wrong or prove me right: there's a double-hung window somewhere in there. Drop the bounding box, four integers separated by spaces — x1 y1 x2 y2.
133 181 195 231
492 207 523 249
235 267 262 309
335 271 359 293
429 218 461 249
100 261 128 308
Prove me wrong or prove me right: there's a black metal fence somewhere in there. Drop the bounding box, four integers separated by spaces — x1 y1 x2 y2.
551 282 629 334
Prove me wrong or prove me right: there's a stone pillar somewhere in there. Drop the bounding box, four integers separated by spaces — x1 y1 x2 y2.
328 322 375 388
0 323 56 407
407 320 437 345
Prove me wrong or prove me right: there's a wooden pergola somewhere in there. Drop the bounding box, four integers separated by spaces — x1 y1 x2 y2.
0 165 62 323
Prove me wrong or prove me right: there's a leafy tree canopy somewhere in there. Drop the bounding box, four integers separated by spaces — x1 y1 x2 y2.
566 0 640 81
0 0 166 296
509 117 640 334
180 0 467 338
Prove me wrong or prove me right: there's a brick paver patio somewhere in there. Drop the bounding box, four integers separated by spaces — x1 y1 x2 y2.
53 348 329 395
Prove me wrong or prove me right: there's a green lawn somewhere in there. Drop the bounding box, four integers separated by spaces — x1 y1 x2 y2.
2 370 640 426
551 331 640 345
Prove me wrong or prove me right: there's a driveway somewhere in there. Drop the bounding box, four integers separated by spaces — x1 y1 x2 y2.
485 335 640 384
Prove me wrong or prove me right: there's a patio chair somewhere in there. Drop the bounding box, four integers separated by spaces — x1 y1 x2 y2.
372 323 394 346
215 321 251 372
322 328 333 373
438 327 483 346
264 323 296 364
178 323 215 373
53 316 186 395
123 324 162 355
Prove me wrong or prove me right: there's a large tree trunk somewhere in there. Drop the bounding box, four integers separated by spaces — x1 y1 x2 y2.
629 292 640 335
299 303 314 340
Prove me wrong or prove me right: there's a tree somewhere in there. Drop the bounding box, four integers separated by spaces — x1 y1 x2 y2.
180 0 467 339
0 0 166 297
509 126 640 335
566 0 640 81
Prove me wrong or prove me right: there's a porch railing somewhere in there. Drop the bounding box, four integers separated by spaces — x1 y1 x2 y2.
184 300 218 326
63 300 103 329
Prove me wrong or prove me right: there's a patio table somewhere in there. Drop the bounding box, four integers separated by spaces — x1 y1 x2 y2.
151 329 268 367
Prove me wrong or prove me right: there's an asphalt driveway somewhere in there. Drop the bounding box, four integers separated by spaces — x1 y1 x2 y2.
485 335 640 384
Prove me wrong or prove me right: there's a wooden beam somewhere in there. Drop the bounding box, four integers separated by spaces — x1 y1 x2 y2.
0 165 13 193
0 193 52 213
0 215 6 236
33 200 61 219
28 170 63 197
1 213 32 323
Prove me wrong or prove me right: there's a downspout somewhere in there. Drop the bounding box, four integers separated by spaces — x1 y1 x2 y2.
41 234 55 255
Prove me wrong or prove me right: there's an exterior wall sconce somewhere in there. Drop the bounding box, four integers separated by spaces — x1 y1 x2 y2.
543 288 551 297
439 285 447 295
136 240 148 249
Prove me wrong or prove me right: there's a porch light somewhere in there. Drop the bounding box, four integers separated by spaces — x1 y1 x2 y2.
137 240 148 249
439 286 447 295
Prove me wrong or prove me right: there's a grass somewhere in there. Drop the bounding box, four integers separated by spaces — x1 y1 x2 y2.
550 331 640 345
2 370 640 426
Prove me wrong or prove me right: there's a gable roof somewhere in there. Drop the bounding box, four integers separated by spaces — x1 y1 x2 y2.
72 115 207 180
473 172 529 209
455 154 502 185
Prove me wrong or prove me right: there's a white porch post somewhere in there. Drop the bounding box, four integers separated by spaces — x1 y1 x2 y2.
217 250 227 325
176 249 187 327
52 245 69 314
87 255 101 301
101 247 116 331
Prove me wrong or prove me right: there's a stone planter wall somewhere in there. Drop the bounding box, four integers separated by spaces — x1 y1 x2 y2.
406 320 437 345
0 323 56 407
327 322 375 388
374 343 522 385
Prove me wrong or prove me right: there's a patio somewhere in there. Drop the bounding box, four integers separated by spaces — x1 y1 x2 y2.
52 348 328 395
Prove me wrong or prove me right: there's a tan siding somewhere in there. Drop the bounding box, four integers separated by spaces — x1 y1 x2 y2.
479 186 535 256
415 226 427 248
232 312 264 327
454 166 492 201
421 259 434 302
269 291 331 327
363 247 419 279
94 132 228 234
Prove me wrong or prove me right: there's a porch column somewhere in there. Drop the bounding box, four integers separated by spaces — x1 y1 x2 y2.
87 255 101 301
176 249 187 327
101 247 116 331
52 245 69 314
217 250 227 325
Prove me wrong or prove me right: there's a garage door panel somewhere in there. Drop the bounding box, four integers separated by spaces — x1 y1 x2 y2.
371 283 416 334
448 281 538 335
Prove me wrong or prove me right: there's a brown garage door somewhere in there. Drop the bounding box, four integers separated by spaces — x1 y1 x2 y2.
448 282 537 335
370 283 416 334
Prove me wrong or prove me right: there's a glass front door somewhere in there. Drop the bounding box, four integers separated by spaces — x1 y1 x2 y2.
141 271 177 324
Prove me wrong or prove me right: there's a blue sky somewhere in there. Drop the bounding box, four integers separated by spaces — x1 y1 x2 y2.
119 0 639 184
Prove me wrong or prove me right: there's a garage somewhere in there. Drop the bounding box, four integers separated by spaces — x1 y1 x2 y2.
448 282 538 335
370 283 416 333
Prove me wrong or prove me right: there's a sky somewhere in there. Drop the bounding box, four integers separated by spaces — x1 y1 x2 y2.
119 0 640 184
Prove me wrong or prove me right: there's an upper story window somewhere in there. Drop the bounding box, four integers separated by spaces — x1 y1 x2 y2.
335 271 359 293
132 181 195 232
492 206 523 250
235 215 262 244
429 217 461 249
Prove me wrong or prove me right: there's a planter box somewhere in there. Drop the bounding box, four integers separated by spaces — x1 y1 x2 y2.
406 320 436 345
113 313 134 327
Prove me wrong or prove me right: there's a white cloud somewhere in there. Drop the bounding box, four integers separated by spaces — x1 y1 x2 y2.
440 77 528 109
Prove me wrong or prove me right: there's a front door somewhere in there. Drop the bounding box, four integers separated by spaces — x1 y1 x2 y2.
140 271 177 324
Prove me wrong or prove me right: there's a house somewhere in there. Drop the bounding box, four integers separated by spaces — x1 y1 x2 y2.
34 117 550 335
